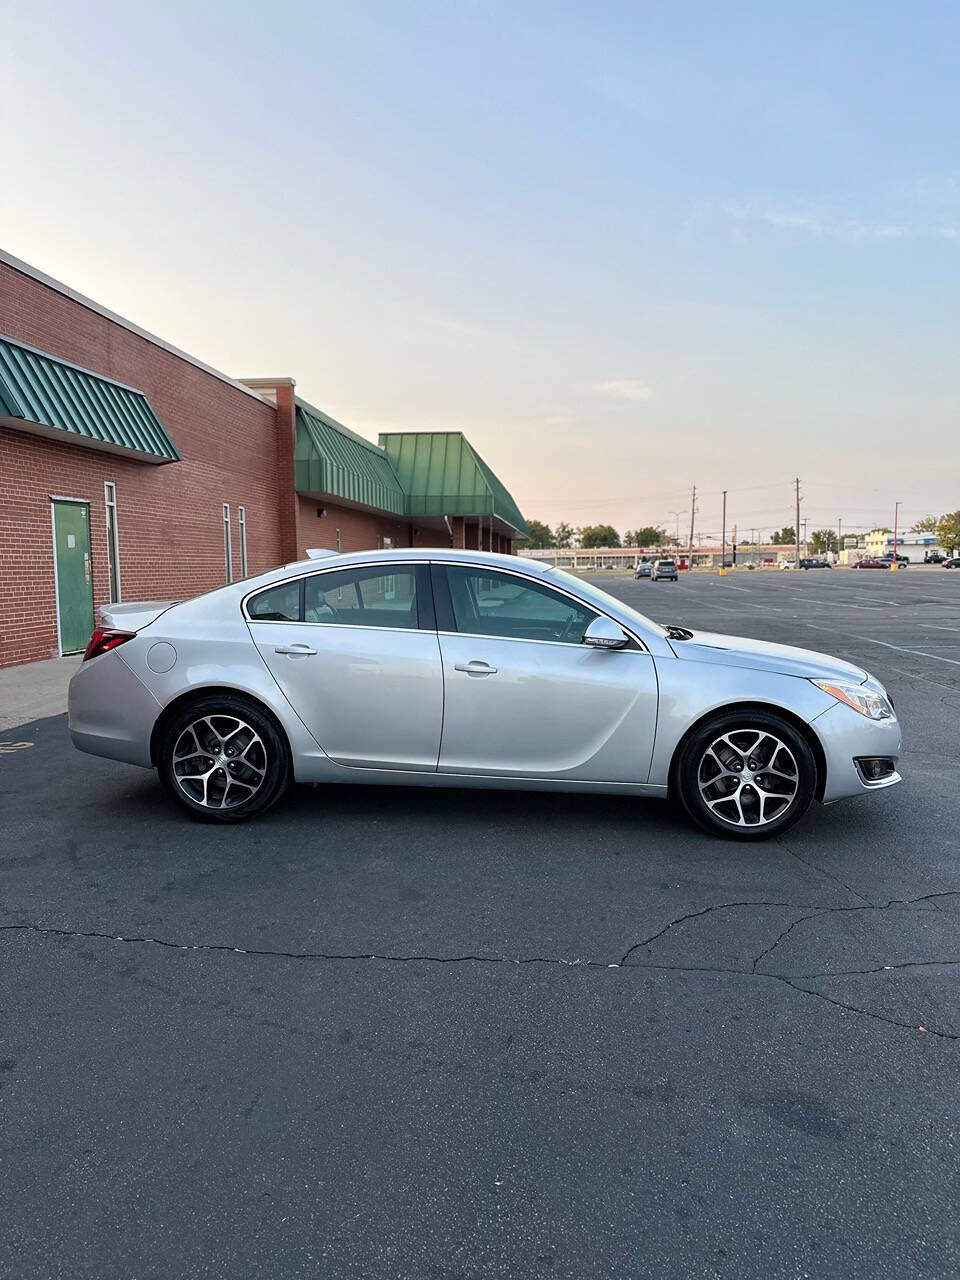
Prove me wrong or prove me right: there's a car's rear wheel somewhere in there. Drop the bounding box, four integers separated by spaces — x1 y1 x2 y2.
158 694 290 822
675 711 816 840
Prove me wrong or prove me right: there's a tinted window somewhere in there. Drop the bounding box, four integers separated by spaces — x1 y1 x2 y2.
445 568 596 643
247 580 301 622
304 567 419 629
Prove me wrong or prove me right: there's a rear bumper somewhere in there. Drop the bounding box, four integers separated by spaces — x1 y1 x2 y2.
812 702 903 803
68 651 160 768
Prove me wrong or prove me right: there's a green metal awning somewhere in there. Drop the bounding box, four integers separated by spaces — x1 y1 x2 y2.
295 398 406 515
379 432 529 537
0 334 181 463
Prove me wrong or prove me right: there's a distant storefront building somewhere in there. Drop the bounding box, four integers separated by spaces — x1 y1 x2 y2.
863 530 944 562
0 251 527 667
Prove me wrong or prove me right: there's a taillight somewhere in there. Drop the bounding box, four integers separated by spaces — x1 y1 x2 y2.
82 629 136 662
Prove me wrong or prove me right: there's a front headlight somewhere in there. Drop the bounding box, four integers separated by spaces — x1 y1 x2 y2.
811 679 894 720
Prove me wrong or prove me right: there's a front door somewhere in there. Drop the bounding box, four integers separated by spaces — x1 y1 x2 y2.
52 500 94 654
248 563 443 771
434 565 658 782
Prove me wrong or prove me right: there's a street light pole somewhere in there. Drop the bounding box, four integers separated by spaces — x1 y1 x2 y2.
892 501 901 571
720 490 728 577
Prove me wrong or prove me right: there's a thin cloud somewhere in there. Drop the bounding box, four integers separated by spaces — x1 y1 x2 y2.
696 200 960 244
594 379 654 401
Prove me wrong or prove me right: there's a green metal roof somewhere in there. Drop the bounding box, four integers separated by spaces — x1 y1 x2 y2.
295 399 406 515
379 432 529 537
0 334 181 463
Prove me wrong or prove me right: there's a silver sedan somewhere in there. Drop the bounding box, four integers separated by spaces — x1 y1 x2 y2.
68 549 902 839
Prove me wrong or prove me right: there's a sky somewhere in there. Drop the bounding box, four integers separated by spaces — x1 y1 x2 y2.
3 0 959 541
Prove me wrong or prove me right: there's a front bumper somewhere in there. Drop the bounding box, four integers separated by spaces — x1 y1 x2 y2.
812 701 902 803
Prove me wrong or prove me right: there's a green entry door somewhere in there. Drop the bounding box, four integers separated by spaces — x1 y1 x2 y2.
53 500 95 654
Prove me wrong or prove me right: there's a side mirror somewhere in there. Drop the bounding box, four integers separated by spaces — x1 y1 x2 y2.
582 616 629 649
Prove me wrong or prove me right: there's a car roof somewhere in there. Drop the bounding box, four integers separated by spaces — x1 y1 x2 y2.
282 546 552 576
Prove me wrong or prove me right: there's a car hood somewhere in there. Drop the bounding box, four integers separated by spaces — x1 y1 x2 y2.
667 629 867 682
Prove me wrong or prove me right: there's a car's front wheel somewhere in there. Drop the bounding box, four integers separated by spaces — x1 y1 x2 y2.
158 694 290 822
675 711 816 840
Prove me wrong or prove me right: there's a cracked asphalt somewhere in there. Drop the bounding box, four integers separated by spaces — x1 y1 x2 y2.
2 567 959 1278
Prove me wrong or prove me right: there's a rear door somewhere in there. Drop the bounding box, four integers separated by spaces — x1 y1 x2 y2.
248 563 443 770
433 564 658 782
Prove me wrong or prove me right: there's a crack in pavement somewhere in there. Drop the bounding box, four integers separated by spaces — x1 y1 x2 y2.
3 909 960 1040
751 913 823 973
618 891 959 968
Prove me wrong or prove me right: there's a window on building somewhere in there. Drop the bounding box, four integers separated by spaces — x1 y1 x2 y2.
304 567 419 629
223 503 233 583
104 481 121 602
238 505 248 577
444 567 596 644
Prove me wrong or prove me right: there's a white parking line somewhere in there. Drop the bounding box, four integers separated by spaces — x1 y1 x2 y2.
804 625 960 667
790 597 883 610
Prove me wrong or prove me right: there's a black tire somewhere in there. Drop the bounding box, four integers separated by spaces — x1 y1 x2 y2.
674 710 817 841
158 694 290 822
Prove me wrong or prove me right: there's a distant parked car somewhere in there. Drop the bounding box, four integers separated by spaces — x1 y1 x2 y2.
853 557 888 569
652 558 678 582
924 551 945 564
634 562 652 579
879 553 909 567
944 557 960 569
779 559 798 570
800 558 832 570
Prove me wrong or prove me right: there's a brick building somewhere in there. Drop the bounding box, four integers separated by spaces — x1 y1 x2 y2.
0 251 527 667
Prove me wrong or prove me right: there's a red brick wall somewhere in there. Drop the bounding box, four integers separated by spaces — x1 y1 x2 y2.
0 261 283 666
295 498 450 557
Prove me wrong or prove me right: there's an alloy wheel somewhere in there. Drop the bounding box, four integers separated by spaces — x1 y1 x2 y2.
172 714 267 810
697 729 799 828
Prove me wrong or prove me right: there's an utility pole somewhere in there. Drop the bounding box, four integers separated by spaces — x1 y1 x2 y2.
720 490 728 576
892 501 901 572
688 485 697 563
794 477 801 565
837 517 842 563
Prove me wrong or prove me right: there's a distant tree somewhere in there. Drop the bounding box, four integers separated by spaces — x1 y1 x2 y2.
518 519 553 550
771 527 796 545
579 524 621 548
625 525 667 547
810 528 839 554
936 511 960 554
553 521 575 549
911 514 939 534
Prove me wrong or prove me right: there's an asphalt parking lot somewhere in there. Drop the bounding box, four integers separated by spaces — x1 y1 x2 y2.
2 567 959 1279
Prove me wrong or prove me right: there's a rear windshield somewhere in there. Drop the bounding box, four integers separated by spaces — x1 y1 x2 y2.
658 561 675 568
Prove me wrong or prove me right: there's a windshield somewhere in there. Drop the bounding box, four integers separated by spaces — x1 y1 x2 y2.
547 567 668 638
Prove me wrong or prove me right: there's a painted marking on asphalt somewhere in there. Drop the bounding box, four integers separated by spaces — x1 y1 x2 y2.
0 740 33 754
804 626 960 666
790 597 883 610
918 623 960 632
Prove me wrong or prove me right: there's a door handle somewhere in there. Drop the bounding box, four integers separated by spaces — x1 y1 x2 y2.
454 660 498 676
274 643 318 657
